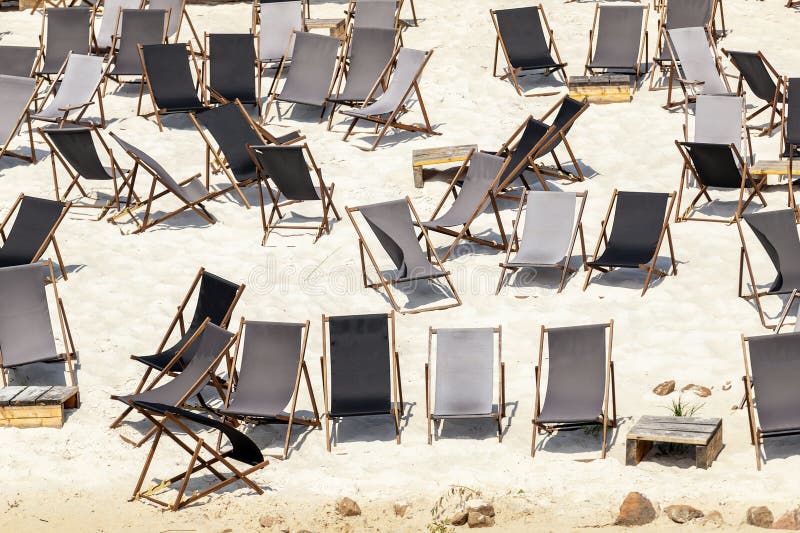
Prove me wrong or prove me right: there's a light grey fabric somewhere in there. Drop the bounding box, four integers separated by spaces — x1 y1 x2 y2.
433 328 495 417
333 27 396 102
588 6 644 70
510 191 576 267
694 94 743 150
668 27 728 96
32 54 104 122
259 0 303 61
276 32 339 107
344 47 427 118
95 0 142 49
354 0 397 29
664 0 713 29
149 0 184 37
0 75 36 144
110 10 168 76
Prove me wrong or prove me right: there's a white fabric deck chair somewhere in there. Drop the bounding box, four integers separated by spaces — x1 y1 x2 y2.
149 0 203 52
0 75 42 163
663 26 730 108
31 54 108 127
91 0 144 51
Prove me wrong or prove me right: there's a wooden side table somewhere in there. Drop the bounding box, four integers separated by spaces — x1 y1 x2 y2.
749 159 800 180
305 18 348 40
626 415 723 469
0 385 79 428
411 144 477 188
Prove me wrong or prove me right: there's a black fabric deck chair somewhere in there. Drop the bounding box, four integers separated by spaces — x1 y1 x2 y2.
0 194 70 279
532 322 616 458
741 331 800 470
149 0 203 52
0 46 41 77
585 4 649 87
90 0 144 52
104 9 168 93
321 312 403 451
37 7 92 77
781 78 800 206
583 190 677 296
346 197 462 313
137 43 206 131
723 50 785 136
490 5 568 97
0 261 77 389
31 53 108 128
0 75 42 163
426 327 505 444
248 144 341 245
204 33 258 111
493 117 554 193
650 0 715 85
535 95 590 182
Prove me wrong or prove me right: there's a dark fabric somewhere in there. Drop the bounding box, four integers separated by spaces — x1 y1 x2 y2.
726 51 779 104
249 145 320 201
746 332 800 434
196 104 260 183
208 34 257 105
589 191 669 268
0 46 39 77
783 78 800 158
140 43 205 112
328 313 392 417
589 6 644 70
42 126 113 180
40 7 91 74
0 196 65 268
538 324 608 425
110 10 168 76
743 209 800 294
0 75 36 144
501 118 551 185
544 96 586 154
494 6 561 70
683 142 742 188
664 0 713 29
277 32 339 107
331 27 396 103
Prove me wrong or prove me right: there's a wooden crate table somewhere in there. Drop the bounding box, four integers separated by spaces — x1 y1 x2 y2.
626 415 722 469
411 144 477 188
305 18 347 40
0 386 79 428
569 75 632 104
749 159 800 180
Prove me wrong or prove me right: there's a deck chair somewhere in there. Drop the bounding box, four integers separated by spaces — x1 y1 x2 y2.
723 50 785 136
683 94 748 149
418 150 511 261
110 267 243 428
326 26 398 130
496 190 587 294
204 33 258 111
219 319 320 459
0 261 77 389
37 7 92 77
321 312 403 451
0 46 41 77
137 43 206 131
741 331 800 470
492 118 556 193
263 31 340 122
535 96 590 183
426 327 505 444
781 78 800 212
342 47 438 151
149 0 203 52
350 0 400 30
490 5 568 97
776 289 800 333
248 144 341 245
255 0 304 103
650 0 715 84
0 194 70 278
737 209 800 329
346 197 461 313
0 75 41 163
585 4 649 87
662 26 730 109
104 9 168 93
31 54 108 127
584 190 677 296
532 322 616 458
91 0 143 52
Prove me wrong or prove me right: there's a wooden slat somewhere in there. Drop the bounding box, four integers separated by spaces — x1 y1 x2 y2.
750 160 800 176
631 421 719 433
412 145 476 166
0 386 26 406
36 386 79 405
10 386 53 406
636 415 721 425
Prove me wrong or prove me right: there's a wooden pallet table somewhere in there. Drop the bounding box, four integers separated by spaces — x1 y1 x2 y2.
0 385 79 428
305 18 347 40
411 144 477 188
626 415 723 469
749 159 800 179
569 75 632 104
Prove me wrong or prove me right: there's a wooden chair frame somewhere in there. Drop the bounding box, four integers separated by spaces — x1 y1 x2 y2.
34 54 111 128
659 25 729 109
535 96 589 183
775 289 800 333
722 49 786 137
0 78 42 164
584 3 650 91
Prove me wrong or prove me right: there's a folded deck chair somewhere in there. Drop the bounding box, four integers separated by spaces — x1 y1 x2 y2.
532 322 616 458
342 47 438 151
37 7 92 77
326 26 398 130
204 33 258 111
426 327 505 444
0 261 77 389
493 117 556 193
346 197 461 313
219 319 320 459
0 75 41 163
31 54 108 128
418 150 511 261
781 78 800 210
137 43 206 131
584 190 677 296
650 0 715 84
321 312 403 450
0 194 70 278
662 26 730 109
91 0 143 52
497 190 588 294
104 9 168 92
264 31 340 122
255 0 304 100
585 4 649 86
0 46 41 77
723 50 785 136
248 144 341 245
490 5 568 97
110 267 244 428
535 95 590 183
149 0 203 52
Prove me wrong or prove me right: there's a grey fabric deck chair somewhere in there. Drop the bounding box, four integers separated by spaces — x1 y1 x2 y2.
723 50 785 136
496 190 588 294
91 0 143 52
346 197 462 313
584 190 678 296
255 0 304 101
32 53 108 128
204 33 258 111
263 31 340 123
532 322 616 458
585 4 649 86
685 94 747 150
742 331 800 469
0 261 77 390
105 9 168 92
149 0 203 52
352 0 399 29
490 5 568 97
0 46 41 77
426 327 505 444
418 150 511 261
248 144 341 245
321 312 403 450
0 75 41 163
651 0 715 78
781 78 800 209
326 26 398 130
37 7 92 77
219 319 320 459
342 47 438 151
0 194 71 278
662 26 730 108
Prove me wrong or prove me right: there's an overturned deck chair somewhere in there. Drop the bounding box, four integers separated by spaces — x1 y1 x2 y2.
255 0 304 101
321 312 403 450
90 0 143 52
37 7 92 77
0 46 41 77
0 75 41 163
248 144 341 245
342 47 437 151
781 78 800 212
723 50 785 136
149 0 203 52
31 53 108 127
346 197 461 313
532 322 616 458
137 43 206 131
584 190 677 296
585 4 649 86
204 33 258 111
104 9 168 93
662 26 730 109
0 194 70 278
650 0 715 85
490 5 568 97
496 190 587 294
426 326 505 444
219 319 319 459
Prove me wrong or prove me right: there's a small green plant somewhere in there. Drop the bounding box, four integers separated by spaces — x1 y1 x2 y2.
428 485 481 532
426 520 453 533
666 395 704 417
582 424 601 436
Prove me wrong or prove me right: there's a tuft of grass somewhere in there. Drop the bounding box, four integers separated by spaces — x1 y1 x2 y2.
665 395 704 417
